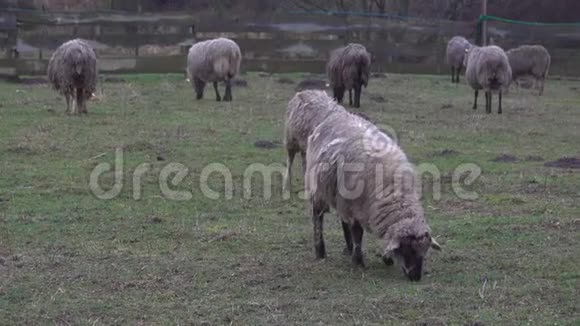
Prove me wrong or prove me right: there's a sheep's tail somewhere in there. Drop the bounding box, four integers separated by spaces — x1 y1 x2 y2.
214 48 241 80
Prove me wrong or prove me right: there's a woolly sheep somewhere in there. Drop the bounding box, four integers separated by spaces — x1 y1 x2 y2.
283 90 346 193
446 36 472 83
305 110 441 281
506 45 550 96
47 39 97 114
464 45 512 114
187 37 241 102
326 43 371 108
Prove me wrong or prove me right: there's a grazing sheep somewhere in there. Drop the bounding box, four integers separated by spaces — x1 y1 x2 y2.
187 37 241 102
326 43 371 108
446 36 472 83
305 110 441 281
464 45 512 114
506 45 550 96
47 39 97 114
283 90 346 193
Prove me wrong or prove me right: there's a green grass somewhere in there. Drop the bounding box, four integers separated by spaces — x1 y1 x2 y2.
0 72 579 325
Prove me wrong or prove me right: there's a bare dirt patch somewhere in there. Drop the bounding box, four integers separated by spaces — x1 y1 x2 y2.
254 140 280 149
492 154 518 163
544 156 580 169
435 149 459 157
525 155 544 162
232 78 248 87
277 77 295 85
369 94 386 103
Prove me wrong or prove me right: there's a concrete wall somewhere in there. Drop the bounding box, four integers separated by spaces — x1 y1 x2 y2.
2 12 579 76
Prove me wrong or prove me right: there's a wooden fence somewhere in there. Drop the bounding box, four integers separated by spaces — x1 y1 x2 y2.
0 11 579 77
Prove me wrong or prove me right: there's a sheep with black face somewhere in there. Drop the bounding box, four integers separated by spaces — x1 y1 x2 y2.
464 45 512 114
305 109 441 281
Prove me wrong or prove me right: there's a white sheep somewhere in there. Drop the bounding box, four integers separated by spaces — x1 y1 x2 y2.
446 36 472 83
305 109 441 281
506 45 550 96
464 45 512 114
187 37 241 102
283 90 346 193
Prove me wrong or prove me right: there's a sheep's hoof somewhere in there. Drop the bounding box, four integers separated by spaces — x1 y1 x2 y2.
315 244 326 259
352 255 365 268
382 256 394 266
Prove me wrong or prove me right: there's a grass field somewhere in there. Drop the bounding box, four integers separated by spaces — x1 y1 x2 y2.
0 72 579 325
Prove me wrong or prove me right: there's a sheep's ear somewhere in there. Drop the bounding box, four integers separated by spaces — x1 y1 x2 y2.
430 237 442 251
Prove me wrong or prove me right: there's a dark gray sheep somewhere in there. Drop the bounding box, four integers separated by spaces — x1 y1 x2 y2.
506 45 551 96
305 109 441 281
47 39 97 114
187 37 242 102
464 45 512 114
446 36 472 83
326 43 371 108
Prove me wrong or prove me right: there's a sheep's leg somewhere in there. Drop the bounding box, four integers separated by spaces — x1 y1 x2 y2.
451 67 455 83
538 78 545 96
333 87 340 102
213 81 221 102
194 77 205 100
65 93 71 114
351 222 364 267
354 84 362 108
485 91 490 114
74 88 83 114
472 90 478 110
312 203 326 259
283 148 296 193
341 221 353 256
300 150 307 178
333 87 345 103
224 79 233 102
78 89 88 114
348 89 353 106
498 89 502 114
456 66 461 83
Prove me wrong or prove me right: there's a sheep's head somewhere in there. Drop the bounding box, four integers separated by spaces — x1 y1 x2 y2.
383 221 441 281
